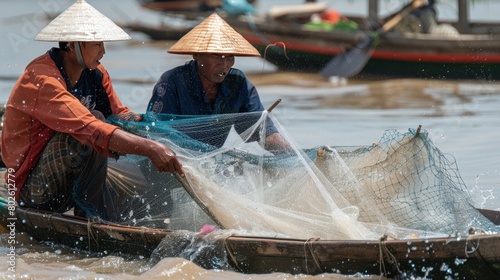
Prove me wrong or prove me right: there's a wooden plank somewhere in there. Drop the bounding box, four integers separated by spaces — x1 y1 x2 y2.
224 234 500 277
478 208 500 225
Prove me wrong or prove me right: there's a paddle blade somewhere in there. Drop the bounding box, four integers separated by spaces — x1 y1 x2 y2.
320 37 375 78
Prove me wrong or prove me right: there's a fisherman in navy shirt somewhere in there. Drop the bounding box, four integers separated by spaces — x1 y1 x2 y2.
148 60 263 115
147 13 289 151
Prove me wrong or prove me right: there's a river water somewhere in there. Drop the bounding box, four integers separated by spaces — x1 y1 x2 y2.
1 0 499 279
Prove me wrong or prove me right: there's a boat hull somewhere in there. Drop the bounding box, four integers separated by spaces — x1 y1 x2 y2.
139 0 204 12
225 235 500 278
2 201 499 279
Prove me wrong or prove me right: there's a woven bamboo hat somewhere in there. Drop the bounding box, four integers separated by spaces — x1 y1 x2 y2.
168 13 260 57
35 0 130 42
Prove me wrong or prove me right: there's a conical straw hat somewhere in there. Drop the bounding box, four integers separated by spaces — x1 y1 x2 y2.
168 13 260 57
35 0 130 42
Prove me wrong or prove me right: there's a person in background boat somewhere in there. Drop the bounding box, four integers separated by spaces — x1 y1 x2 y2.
410 0 437 33
147 13 289 151
0 0 183 221
394 0 458 36
395 0 442 34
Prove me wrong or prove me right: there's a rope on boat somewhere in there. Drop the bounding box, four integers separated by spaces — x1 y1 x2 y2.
469 227 487 235
139 226 148 245
379 234 402 277
466 229 487 259
86 216 101 252
465 233 480 256
304 237 323 274
463 233 499 276
223 235 243 272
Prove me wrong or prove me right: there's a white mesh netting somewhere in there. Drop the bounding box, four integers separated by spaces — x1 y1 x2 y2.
94 110 498 241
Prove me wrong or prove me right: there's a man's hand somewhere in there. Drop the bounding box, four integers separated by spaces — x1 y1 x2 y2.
148 142 184 176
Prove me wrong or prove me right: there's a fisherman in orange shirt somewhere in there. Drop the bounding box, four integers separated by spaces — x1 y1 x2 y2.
1 0 183 221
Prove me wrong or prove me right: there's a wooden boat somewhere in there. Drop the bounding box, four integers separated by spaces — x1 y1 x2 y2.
123 21 194 41
224 0 500 80
138 0 214 12
1 106 499 278
1 195 499 278
233 25 500 80
137 0 257 14
130 0 500 80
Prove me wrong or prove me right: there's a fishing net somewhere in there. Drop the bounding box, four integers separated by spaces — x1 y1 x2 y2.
92 110 498 241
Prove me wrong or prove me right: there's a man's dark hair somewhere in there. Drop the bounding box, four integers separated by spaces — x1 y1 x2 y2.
59 42 70 51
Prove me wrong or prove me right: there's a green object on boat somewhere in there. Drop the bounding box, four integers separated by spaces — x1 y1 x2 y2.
305 20 358 32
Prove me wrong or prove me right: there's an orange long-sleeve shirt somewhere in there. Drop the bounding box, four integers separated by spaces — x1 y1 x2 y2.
1 50 135 199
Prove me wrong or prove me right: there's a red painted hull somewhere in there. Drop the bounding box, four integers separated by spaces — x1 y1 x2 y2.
229 18 500 79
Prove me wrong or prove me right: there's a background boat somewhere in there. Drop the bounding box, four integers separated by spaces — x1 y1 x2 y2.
128 0 500 80
227 15 500 80
138 0 218 13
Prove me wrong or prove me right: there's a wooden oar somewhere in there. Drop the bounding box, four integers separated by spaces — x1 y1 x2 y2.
320 0 427 78
267 99 282 112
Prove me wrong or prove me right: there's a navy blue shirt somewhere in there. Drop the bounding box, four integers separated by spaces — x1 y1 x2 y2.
146 60 278 145
147 60 264 114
